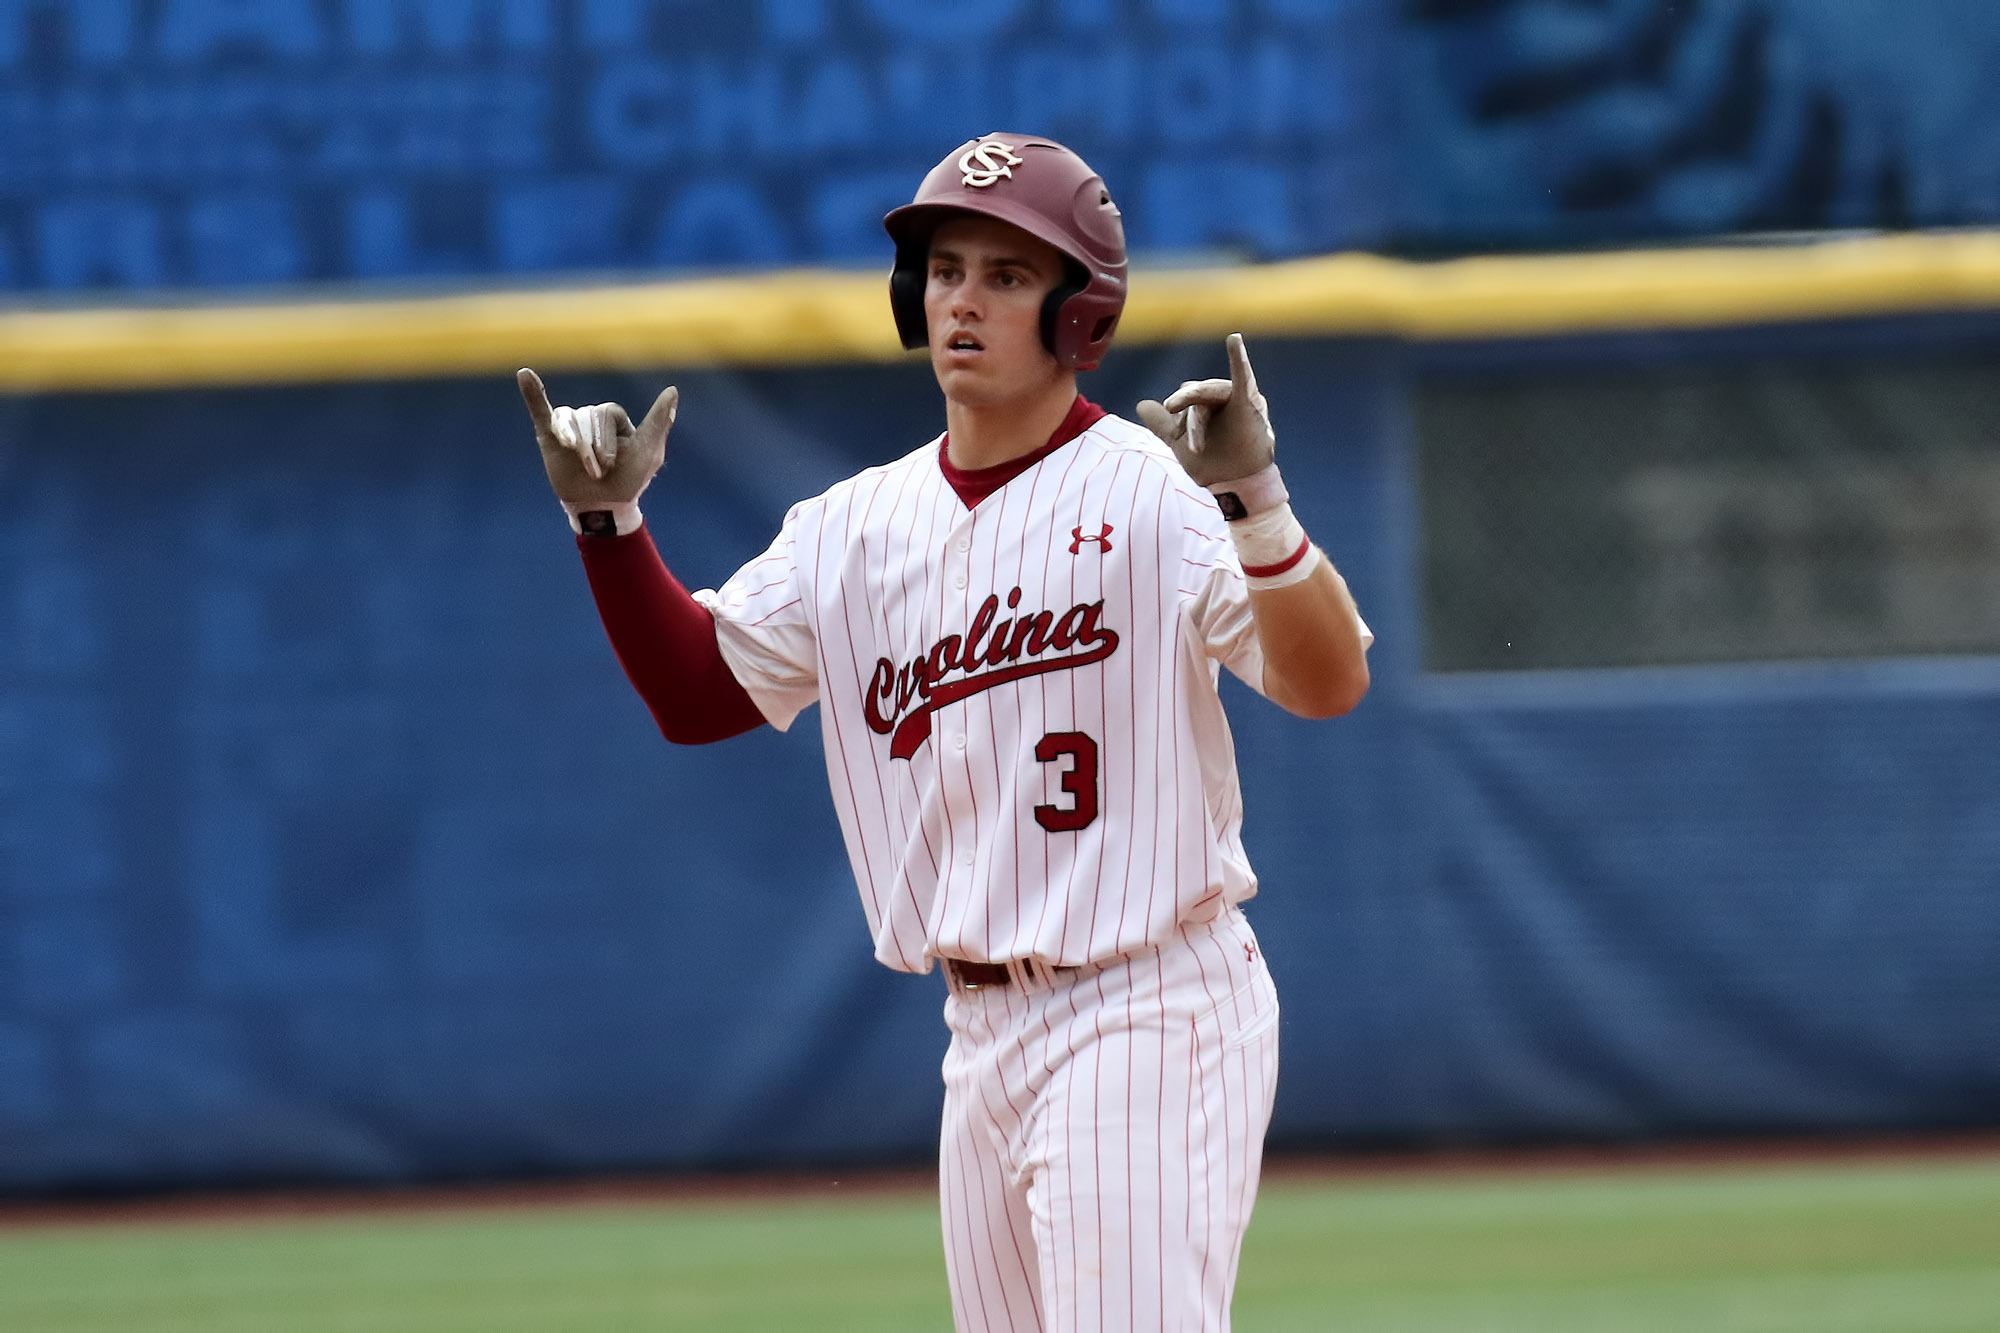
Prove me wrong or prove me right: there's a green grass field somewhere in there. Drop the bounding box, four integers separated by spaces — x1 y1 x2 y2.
3 1155 1996 1332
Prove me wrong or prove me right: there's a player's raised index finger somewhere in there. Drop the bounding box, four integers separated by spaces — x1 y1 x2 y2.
1224 333 1255 392
516 368 556 431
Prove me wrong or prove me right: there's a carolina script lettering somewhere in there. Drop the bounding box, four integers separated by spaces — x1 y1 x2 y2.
864 587 1121 759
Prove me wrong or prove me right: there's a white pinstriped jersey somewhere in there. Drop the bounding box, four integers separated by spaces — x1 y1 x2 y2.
695 410 1363 973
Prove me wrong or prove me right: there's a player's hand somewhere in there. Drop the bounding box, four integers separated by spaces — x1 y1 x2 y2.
1136 333 1275 488
518 368 679 508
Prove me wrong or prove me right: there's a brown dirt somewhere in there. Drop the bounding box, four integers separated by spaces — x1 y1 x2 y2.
3 1131 1995 1232
1259 1129 2000 1184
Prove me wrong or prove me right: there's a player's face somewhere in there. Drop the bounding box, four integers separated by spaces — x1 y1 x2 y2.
924 217 1069 407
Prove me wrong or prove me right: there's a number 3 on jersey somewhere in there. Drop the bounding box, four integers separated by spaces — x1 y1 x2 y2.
1033 732 1099 832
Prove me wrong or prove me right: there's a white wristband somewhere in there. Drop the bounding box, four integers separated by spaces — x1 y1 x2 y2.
564 500 643 537
1230 503 1322 590
1206 461 1290 521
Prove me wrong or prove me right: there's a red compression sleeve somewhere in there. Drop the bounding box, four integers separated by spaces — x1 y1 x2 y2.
576 526 768 745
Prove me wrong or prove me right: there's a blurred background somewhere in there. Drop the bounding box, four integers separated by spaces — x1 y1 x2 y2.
1 0 1997 1205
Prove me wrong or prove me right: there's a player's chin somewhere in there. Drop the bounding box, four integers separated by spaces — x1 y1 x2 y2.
932 352 1059 406
932 356 998 400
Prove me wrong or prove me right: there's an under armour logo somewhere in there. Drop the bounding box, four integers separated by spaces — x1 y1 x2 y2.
1069 524 1114 554
960 138 1024 188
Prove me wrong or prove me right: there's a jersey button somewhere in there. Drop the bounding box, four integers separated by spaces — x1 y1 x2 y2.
955 538 970 553
952 734 967 750
953 573 967 589
960 848 975 866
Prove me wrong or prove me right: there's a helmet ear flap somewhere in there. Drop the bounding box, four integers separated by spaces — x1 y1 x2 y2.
889 241 929 351
1038 259 1091 367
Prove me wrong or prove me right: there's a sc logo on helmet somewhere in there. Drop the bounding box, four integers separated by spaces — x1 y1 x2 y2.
959 139 1024 188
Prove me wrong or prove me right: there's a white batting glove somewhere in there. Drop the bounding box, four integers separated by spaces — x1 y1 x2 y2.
1138 334 1319 589
518 367 679 536
1137 332 1289 520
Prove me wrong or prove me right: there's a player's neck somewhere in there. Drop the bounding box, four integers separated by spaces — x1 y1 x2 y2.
942 374 1080 472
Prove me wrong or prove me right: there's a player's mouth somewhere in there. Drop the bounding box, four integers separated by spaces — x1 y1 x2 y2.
942 331 985 362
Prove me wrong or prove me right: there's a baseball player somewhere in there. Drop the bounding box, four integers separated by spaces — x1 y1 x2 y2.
519 134 1371 1332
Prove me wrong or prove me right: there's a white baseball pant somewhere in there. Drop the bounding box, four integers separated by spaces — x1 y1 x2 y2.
938 908 1281 1332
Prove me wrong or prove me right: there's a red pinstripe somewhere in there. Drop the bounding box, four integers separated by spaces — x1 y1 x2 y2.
744 597 801 627
830 473 900 941
1068 450 1127 959
1036 440 1086 960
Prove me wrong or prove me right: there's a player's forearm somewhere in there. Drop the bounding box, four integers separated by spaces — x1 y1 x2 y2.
1250 558 1370 719
576 528 768 745
1139 334 1367 717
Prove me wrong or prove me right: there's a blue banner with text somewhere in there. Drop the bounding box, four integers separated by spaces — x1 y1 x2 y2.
5 1 2000 293
0 0 1390 291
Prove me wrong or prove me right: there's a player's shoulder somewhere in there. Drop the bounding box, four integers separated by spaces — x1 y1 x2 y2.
1078 410 1169 461
1079 411 1196 487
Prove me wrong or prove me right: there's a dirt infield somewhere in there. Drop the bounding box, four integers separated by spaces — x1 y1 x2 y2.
4 1130 1996 1232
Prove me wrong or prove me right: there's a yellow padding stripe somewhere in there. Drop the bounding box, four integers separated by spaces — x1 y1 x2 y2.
4 231 1999 392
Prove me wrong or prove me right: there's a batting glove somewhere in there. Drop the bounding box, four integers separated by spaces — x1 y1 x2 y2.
1138 334 1319 590
1137 333 1287 513
518 368 678 536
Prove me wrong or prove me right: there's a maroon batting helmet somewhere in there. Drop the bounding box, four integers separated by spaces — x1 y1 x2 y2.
883 134 1127 371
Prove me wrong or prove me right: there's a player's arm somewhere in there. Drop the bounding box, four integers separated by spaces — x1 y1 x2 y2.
1240 555 1369 719
1139 335 1371 720
518 368 767 744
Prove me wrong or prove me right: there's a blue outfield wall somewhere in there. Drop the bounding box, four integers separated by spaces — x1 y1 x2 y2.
2 331 1998 1191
